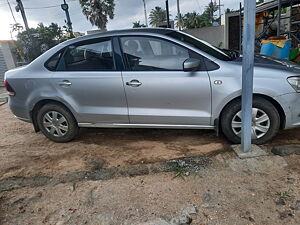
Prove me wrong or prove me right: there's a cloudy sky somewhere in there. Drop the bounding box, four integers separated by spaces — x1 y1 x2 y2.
0 0 239 40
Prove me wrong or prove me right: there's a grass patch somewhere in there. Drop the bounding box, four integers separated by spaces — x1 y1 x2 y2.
276 191 292 199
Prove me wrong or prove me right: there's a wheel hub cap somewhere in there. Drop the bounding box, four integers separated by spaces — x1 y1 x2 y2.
231 108 270 139
42 111 69 137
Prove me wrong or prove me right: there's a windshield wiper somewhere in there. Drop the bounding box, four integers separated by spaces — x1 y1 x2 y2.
219 49 240 60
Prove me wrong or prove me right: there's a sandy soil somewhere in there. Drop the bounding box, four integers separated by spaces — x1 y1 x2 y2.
0 153 299 225
0 100 300 225
0 104 228 179
1 103 300 180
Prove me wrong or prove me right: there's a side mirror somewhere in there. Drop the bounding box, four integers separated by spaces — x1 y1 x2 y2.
183 58 201 72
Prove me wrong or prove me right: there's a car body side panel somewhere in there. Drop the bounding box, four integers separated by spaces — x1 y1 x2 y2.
4 29 300 134
122 71 212 125
209 60 297 126
51 71 129 124
6 67 128 124
5 66 54 121
274 93 300 129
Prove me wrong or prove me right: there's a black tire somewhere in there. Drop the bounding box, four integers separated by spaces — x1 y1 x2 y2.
37 103 79 143
221 97 280 145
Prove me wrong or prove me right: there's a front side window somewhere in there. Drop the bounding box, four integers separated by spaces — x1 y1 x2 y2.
167 31 232 61
60 39 115 71
120 36 189 71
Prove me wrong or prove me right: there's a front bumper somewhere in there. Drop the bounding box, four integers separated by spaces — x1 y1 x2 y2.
274 92 300 129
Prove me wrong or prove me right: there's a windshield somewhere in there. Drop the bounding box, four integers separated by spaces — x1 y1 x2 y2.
167 31 232 61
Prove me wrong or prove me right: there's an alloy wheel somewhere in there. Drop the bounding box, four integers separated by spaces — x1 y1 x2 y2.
231 108 271 139
42 111 69 137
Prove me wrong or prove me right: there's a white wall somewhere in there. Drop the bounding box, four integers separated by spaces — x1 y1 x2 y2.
183 25 225 48
0 42 16 86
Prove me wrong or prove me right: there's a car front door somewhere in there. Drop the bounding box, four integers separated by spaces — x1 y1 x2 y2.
50 37 128 124
120 36 212 126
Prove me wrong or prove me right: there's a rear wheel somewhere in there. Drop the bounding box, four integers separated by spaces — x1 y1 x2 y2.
37 103 79 142
221 97 280 144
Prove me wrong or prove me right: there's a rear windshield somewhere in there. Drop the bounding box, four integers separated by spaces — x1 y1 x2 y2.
167 31 232 61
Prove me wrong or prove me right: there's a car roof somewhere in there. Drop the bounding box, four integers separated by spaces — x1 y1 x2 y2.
65 28 175 45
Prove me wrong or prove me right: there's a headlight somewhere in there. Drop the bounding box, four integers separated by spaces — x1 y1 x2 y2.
287 77 300 92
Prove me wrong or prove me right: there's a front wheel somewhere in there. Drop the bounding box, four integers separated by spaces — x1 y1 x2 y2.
37 103 79 142
221 97 280 145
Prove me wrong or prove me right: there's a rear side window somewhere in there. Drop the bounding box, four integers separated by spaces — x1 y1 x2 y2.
60 39 115 71
45 51 62 71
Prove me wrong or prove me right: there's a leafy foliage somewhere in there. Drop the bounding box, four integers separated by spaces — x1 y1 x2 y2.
257 0 264 5
15 23 68 62
202 1 219 24
276 191 292 199
176 1 218 29
181 12 210 29
149 6 167 27
133 21 146 28
79 0 115 30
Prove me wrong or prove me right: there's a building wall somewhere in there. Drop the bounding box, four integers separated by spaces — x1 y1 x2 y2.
0 41 16 86
183 25 225 48
0 47 7 86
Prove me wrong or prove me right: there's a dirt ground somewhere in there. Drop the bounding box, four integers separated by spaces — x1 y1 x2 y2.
1 103 300 179
0 101 300 225
0 153 299 225
0 103 228 179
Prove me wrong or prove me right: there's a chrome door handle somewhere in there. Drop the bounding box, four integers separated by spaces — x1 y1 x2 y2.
58 80 72 87
126 80 142 87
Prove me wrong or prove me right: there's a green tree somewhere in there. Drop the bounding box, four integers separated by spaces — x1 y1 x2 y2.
132 21 146 28
225 8 235 14
175 14 184 29
202 1 218 25
257 0 264 4
180 11 211 29
179 1 220 29
16 23 67 62
79 0 115 30
149 7 166 27
181 12 201 29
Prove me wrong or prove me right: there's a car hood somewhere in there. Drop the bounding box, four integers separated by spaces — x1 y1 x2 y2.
233 54 300 73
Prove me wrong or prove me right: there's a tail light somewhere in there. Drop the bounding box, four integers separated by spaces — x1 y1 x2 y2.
4 80 15 96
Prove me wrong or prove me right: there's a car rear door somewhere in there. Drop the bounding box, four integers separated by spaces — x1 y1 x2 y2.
119 36 212 126
50 37 128 125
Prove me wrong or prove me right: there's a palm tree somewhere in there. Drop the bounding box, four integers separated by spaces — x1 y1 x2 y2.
175 14 184 29
133 21 146 28
202 1 218 25
149 6 166 27
180 11 212 30
79 0 115 30
182 12 201 29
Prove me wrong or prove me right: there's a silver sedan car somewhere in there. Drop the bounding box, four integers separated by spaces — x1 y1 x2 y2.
4 28 300 143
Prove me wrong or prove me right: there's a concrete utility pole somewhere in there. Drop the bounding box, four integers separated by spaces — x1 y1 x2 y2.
142 0 148 27
166 0 171 28
15 0 29 30
217 0 224 24
219 0 221 19
177 0 182 30
241 0 256 152
61 0 73 35
7 0 17 24
211 0 214 24
239 2 243 51
277 0 282 36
